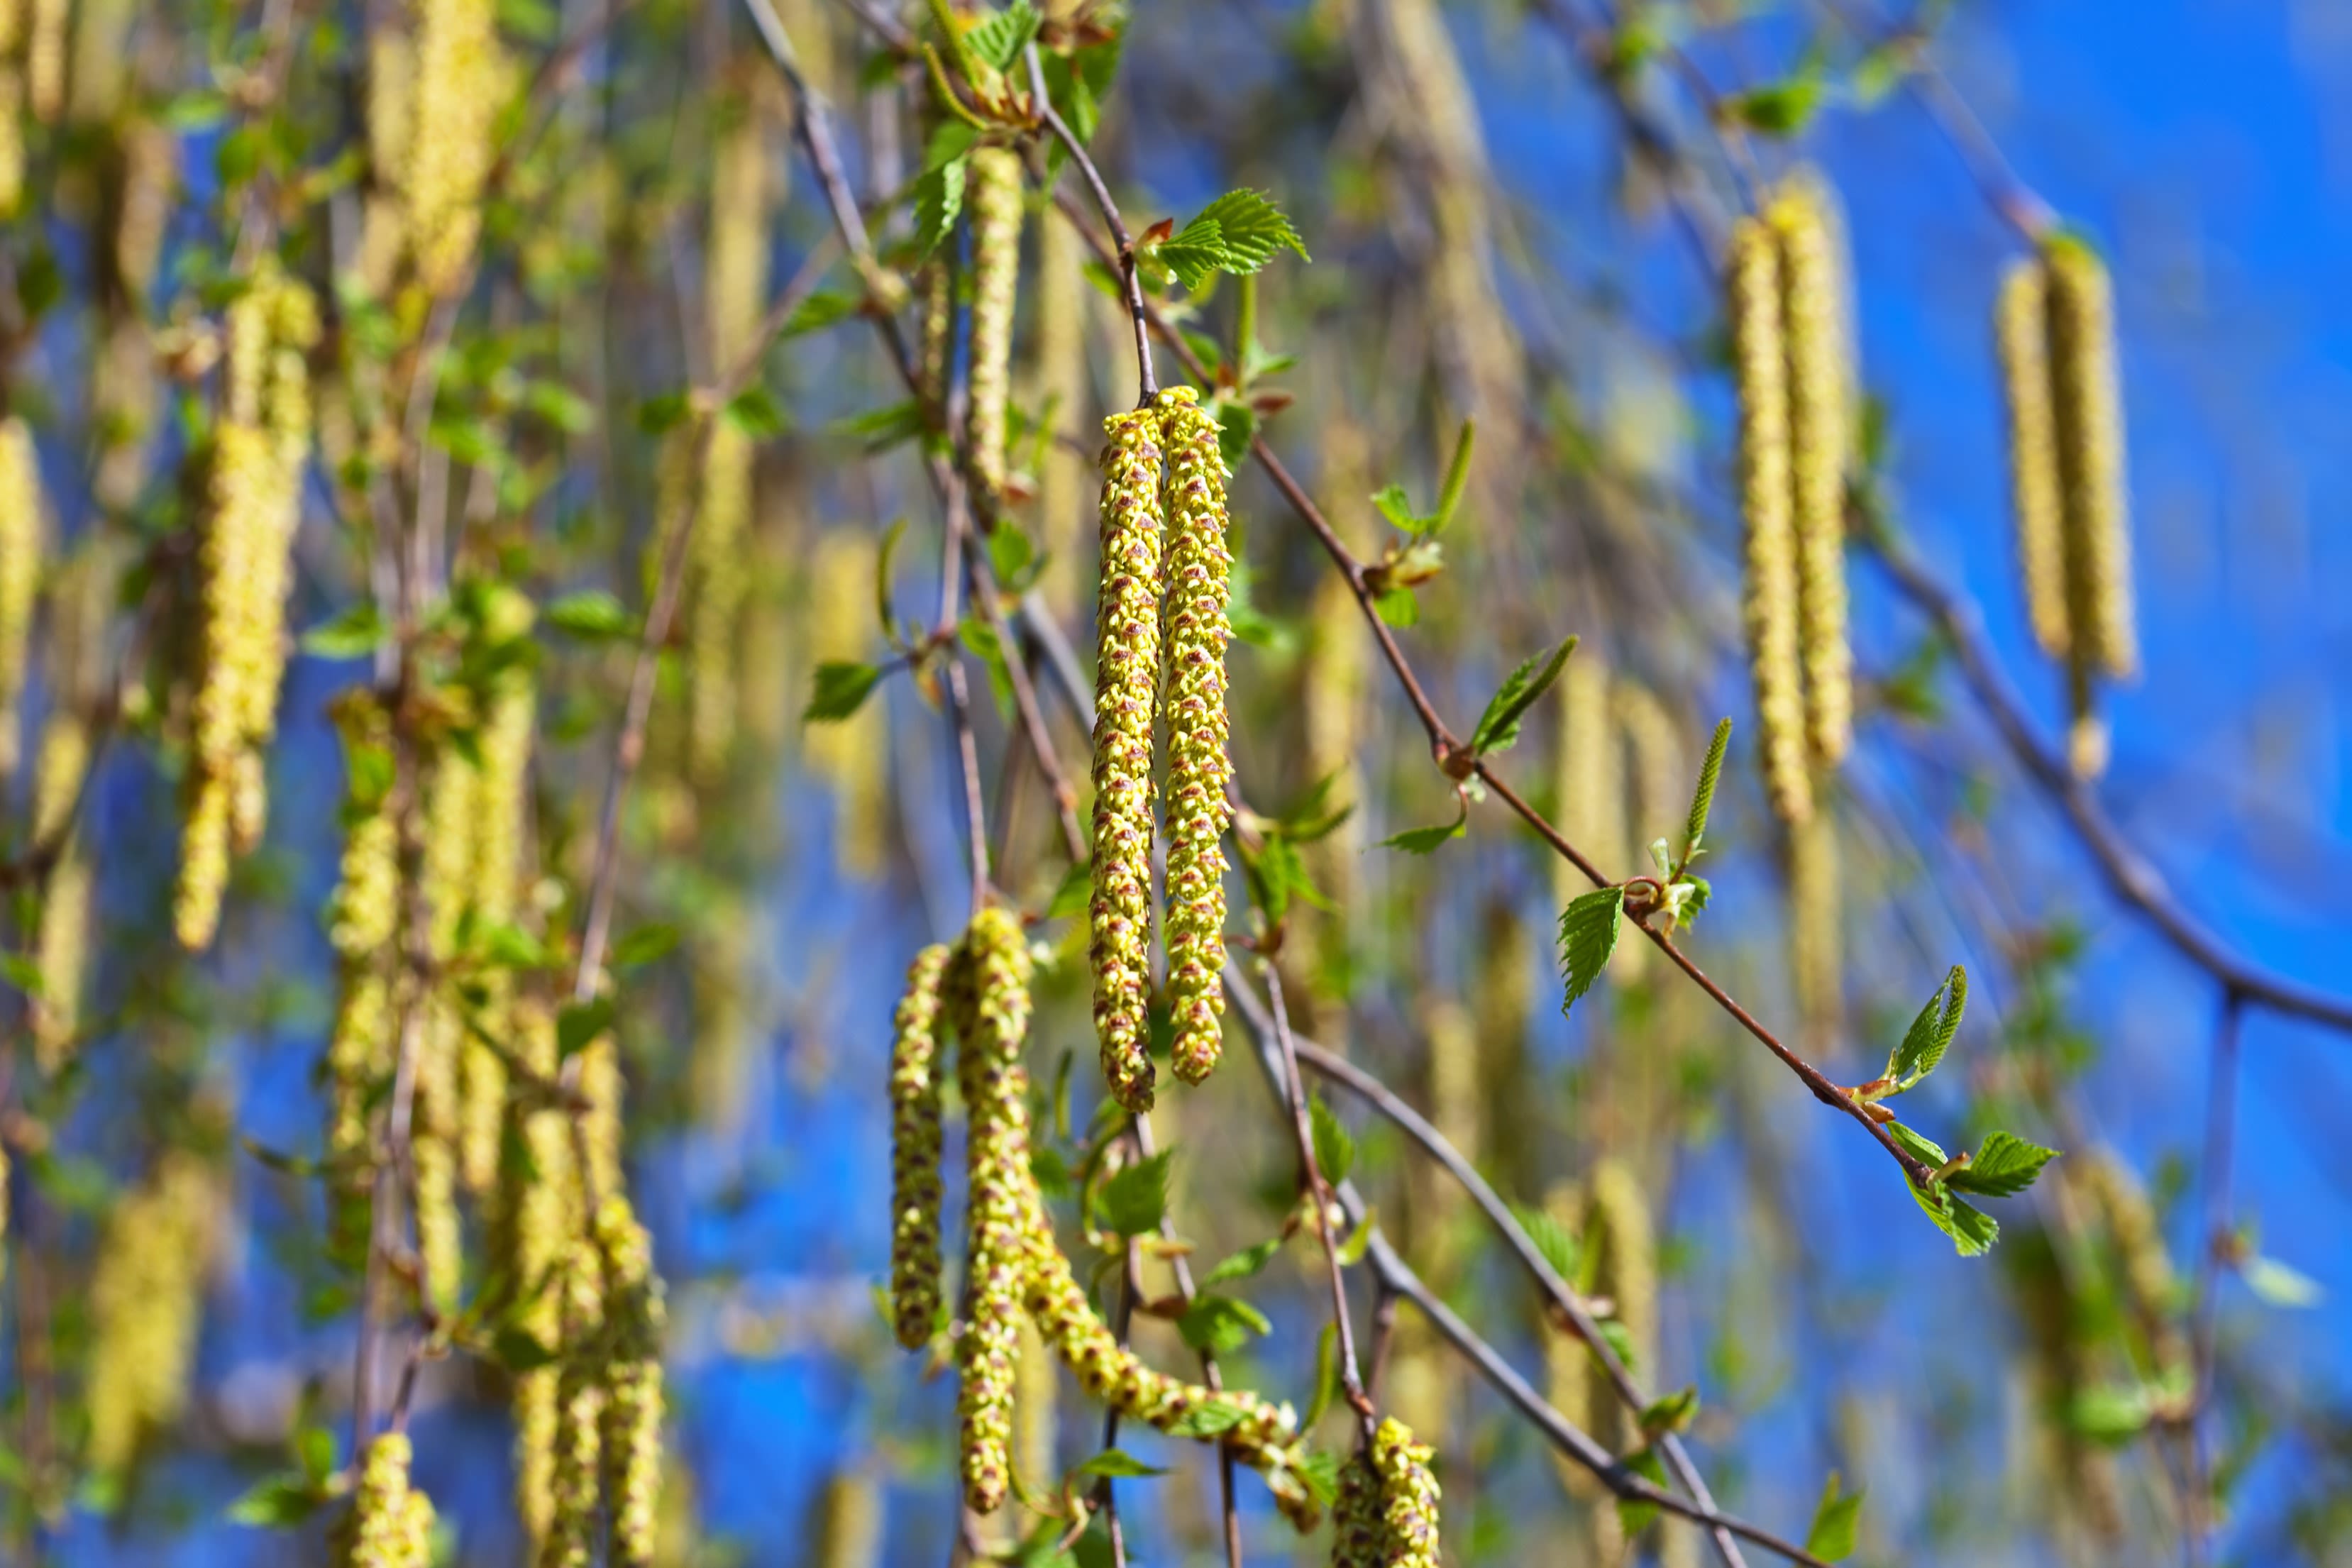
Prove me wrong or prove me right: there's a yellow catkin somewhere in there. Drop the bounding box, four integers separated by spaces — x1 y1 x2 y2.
2080 1149 2188 1381
512 1003 577 1549
457 590 535 1193
1032 209 1090 614
359 25 416 297
1770 172 1855 768
29 715 88 1069
1555 652 1623 900
338 1432 436 1568
917 260 953 431
812 1471 885 1568
595 1196 666 1567
1996 259 2070 660
94 316 159 514
1013 1317 1057 1509
889 944 951 1349
1588 1159 1657 1451
413 743 475 1313
1787 805 1841 1051
803 530 887 876
408 0 502 296
25 0 63 123
85 1154 213 1476
1728 219 1811 825
1369 1416 1442 1567
950 909 1034 1515
1156 387 1235 1085
1542 1182 1605 1516
966 146 1024 499
325 700 399 1191
541 1238 609 1568
1089 409 1166 1112
2043 236 2137 682
0 416 42 779
65 0 131 121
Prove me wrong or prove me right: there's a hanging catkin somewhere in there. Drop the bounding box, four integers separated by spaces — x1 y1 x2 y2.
358 23 415 297
2044 235 2137 778
805 530 888 876
409 0 503 295
29 715 87 1068
966 146 1023 499
541 1237 609 1568
812 1471 885 1568
888 943 951 1349
24 0 61 123
1555 652 1623 898
1769 172 1856 768
1787 805 1842 1051
1089 409 1166 1112
950 907 1033 1515
1728 219 1812 824
0 416 38 779
460 597 535 1193
1156 387 1235 1084
510 1003 578 1549
337 1432 437 1568
2079 1149 2188 1383
1371 1417 1442 1567
1032 209 1090 614
1996 259 2070 660
595 1196 666 1567
84 1153 213 1477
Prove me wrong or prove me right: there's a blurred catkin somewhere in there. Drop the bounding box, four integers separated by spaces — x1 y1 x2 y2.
2079 1149 2189 1383
812 1470 885 1568
1769 172 1855 768
950 908 1034 1515
1728 219 1811 824
25 0 61 123
358 24 415 296
1787 805 1842 1052
966 146 1023 500
1031 208 1090 614
804 530 887 876
511 1003 578 1549
409 0 503 295
29 714 88 1069
542 1238 609 1568
1555 652 1623 899
595 1196 667 1567
85 1153 213 1476
888 943 951 1349
1996 259 2069 659
460 605 535 1192
1089 408 1166 1112
1331 1447 1381 1567
0 415 43 779
337 1432 436 1568
1156 387 1235 1085
2043 236 2137 683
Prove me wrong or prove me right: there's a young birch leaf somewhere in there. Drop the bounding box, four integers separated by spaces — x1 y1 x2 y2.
1884 1121 1948 1169
1613 1445 1669 1537
546 590 634 640
1909 1176 1999 1257
1073 1448 1166 1480
805 661 884 723
1199 1235 1283 1288
963 1 1040 70
912 150 970 260
1098 1149 1174 1237
1045 860 1091 921
1303 1322 1340 1430
875 517 909 639
1557 885 1627 1015
1804 1472 1865 1561
1944 1131 2059 1198
1378 807 1464 854
1683 717 1732 860
1308 1094 1356 1186
1431 418 1475 531
1469 636 1578 758
1161 189 1308 289
1887 964 1967 1088
1177 1292 1271 1356
1512 1202 1581 1283
1370 482 1419 532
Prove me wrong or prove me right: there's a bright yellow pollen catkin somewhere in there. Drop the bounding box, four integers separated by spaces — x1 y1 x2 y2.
0 67 21 214
0 416 42 778
2043 236 2137 683
1371 1416 1442 1567
511 1003 578 1549
1155 387 1235 1085
541 1238 609 1568
595 1196 666 1567
358 25 416 297
409 0 502 296
804 530 887 876
966 146 1023 499
30 714 88 1069
337 1432 436 1568
1089 409 1166 1112
85 1153 213 1476
1770 172 1855 768
918 260 953 430
1728 219 1811 825
951 908 1034 1515
889 944 951 1349
25 0 63 123
1996 259 2069 660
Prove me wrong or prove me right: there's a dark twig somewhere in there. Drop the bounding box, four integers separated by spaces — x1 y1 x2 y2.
1024 45 1156 405
2184 990 2246 1557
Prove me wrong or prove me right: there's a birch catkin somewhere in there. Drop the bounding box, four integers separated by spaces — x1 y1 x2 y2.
1728 219 1812 825
966 146 1023 499
2043 236 2136 683
951 907 1034 1515
338 1433 436 1568
888 944 951 1349
0 416 40 778
1770 172 1855 768
1089 409 1166 1113
595 1196 666 1567
1996 259 2069 658
1788 805 1842 1050
28 712 86 1067
1372 1417 1443 1567
86 1154 212 1476
1155 387 1235 1085
409 0 502 295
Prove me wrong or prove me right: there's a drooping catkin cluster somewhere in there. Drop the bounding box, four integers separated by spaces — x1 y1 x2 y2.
1371 1418 1443 1567
966 145 1023 499
1997 235 2138 778
29 712 87 1067
336 1433 437 1568
888 943 951 1349
595 1196 667 1567
1088 409 1168 1110
804 529 888 876
510 1003 576 1548
408 0 505 296
176 269 319 950
1156 387 1236 1083
0 416 38 778
1729 175 1860 824
84 1152 214 1477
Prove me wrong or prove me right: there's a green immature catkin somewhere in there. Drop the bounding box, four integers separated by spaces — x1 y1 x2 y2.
888 943 951 1349
918 260 954 431
950 907 1034 1515
337 1433 436 1568
1728 218 1812 826
966 146 1023 499
1089 409 1166 1112
1371 1417 1442 1567
1769 173 1856 768
1155 387 1235 1084
2043 236 2137 683
0 415 40 778
1997 259 2070 661
595 1197 666 1567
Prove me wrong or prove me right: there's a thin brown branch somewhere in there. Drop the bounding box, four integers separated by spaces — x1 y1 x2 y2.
1023 44 1156 405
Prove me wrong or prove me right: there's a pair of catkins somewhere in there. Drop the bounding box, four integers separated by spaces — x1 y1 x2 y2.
1089 386 1237 1113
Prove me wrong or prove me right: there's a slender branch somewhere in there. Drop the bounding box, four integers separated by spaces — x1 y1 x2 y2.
2184 990 2246 1557
1023 44 1156 405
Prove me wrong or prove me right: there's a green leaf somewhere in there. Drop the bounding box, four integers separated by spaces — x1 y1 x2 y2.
964 1 1040 70
912 123 978 258
1804 1470 1864 1561
1292 1447 1342 1511
300 603 387 660
1372 586 1418 627
723 384 788 440
294 1424 335 1485
1159 189 1308 290
1046 861 1091 921
1178 1292 1271 1356
1884 1121 1948 1169
1908 1176 1999 1257
987 523 1039 595
1557 886 1627 1015
1214 397 1257 470
490 1325 560 1373
1945 1131 2058 1198
546 590 635 641
611 923 680 968
1199 1235 1283 1288
833 399 927 453
1512 1202 1581 1283
1613 1444 1669 1536
226 1471 327 1530
1303 1322 1340 1430
1308 1094 1355 1186
1164 1398 1247 1439
1335 1205 1376 1266
783 288 861 338
1432 419 1475 531
1371 482 1423 534
876 517 908 640
1098 1149 1172 1237
637 390 691 436
0 952 45 1000
555 998 614 1061
2069 1384 2155 1444
1887 964 1967 1088
1728 74 1823 136
1682 717 1732 861
2243 1254 2324 1309
805 661 885 723
1469 635 1577 758
1072 1447 1165 1480
1638 1385 1700 1438
1377 807 1464 855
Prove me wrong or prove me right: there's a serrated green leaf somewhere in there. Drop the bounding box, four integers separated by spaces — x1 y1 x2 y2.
1046 860 1091 921
1470 635 1577 758
805 661 884 723
1099 1149 1172 1237
1945 1131 2058 1198
783 288 861 338
1073 1447 1165 1480
723 384 788 440
912 123 976 259
1613 1444 1669 1536
1159 189 1308 290
1378 807 1464 855
1888 964 1967 1088
1639 1385 1700 1438
1804 1471 1864 1560
1512 1202 1581 1283
1308 1094 1355 1186
1178 1292 1271 1356
1884 1121 1948 1168
1371 482 1422 533
1909 1176 1998 1257
1557 885 1627 1015
1683 717 1732 861
1372 585 1418 627
833 399 927 453
1199 1235 1283 1288
300 603 386 659
1292 1447 1341 1511
964 1 1040 71
546 590 635 640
